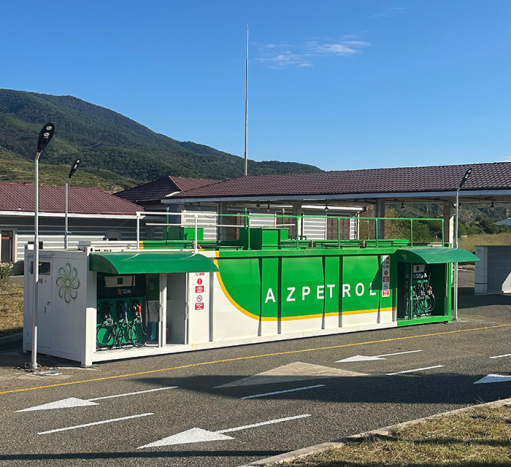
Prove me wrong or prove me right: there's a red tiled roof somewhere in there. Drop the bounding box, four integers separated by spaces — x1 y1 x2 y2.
115 176 219 203
0 183 142 215
175 162 511 199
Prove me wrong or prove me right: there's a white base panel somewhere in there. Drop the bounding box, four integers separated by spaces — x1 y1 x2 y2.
90 321 398 364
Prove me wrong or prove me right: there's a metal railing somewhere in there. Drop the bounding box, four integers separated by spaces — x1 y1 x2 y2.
135 211 445 251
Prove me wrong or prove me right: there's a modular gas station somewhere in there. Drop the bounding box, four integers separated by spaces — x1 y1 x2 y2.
23 211 478 366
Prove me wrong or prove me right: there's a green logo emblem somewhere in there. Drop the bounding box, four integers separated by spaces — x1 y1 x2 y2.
56 263 80 303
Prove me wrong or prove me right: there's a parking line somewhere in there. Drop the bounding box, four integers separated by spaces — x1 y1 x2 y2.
387 365 444 376
2 324 510 396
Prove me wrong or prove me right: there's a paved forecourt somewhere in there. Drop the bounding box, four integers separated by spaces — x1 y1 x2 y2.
1 274 511 466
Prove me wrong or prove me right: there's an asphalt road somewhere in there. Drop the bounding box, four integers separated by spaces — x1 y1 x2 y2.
0 270 510 466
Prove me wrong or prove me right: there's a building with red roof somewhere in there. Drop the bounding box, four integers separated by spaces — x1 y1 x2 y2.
0 183 143 265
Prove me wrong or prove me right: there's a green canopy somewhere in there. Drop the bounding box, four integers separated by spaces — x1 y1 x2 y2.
396 248 479 264
89 251 219 274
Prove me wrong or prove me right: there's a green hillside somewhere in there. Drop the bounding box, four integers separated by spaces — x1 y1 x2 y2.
0 89 322 187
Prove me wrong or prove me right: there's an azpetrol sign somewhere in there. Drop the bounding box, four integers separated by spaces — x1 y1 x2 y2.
215 252 393 321
264 282 379 304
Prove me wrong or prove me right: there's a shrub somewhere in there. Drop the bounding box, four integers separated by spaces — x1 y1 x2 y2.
0 263 12 286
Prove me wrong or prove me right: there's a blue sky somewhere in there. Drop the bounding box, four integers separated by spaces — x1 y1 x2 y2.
2 1 511 171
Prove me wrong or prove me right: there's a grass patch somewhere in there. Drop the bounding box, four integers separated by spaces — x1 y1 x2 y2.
285 405 511 466
0 281 24 338
459 233 511 254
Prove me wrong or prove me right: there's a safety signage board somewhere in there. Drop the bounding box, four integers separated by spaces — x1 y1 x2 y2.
382 255 390 297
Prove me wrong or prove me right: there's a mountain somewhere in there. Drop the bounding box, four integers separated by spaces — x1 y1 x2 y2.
0 89 322 188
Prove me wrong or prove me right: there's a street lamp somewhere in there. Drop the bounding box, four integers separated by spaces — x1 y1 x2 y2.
65 158 81 249
454 167 472 322
32 122 55 370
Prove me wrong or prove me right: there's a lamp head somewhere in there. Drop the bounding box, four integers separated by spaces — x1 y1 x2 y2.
68 158 81 179
458 168 472 189
37 123 55 153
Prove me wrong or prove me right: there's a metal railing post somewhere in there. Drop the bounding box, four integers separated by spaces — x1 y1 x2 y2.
194 214 198 253
136 212 140 248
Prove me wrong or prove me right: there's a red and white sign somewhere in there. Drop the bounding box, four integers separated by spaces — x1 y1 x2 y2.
195 272 205 276
195 286 204 293
195 303 204 310
382 255 390 297
197 278 203 285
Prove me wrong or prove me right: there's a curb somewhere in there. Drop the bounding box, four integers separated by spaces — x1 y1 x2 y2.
0 333 23 346
238 397 511 467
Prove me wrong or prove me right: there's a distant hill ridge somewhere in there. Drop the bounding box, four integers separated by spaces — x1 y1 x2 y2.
0 89 322 186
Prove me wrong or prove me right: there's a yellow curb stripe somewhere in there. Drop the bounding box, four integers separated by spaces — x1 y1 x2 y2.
2 323 510 396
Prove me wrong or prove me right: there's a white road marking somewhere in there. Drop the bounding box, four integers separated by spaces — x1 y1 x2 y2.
89 386 177 401
38 413 153 435
474 374 511 384
241 384 325 399
217 414 311 434
336 350 423 363
17 386 177 412
386 365 444 376
138 414 311 448
489 354 511 359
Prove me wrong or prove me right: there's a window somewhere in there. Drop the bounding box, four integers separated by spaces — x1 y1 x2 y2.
1 230 14 263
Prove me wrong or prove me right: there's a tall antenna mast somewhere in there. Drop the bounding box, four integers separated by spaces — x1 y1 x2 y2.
244 25 249 176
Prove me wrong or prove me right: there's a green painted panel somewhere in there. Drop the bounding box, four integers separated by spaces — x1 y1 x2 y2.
324 256 341 314
341 256 380 312
217 258 261 317
89 252 218 274
281 257 324 318
262 258 279 318
397 248 479 264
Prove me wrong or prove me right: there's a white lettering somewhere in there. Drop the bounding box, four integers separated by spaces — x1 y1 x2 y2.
302 286 310 300
355 283 364 296
343 284 351 297
327 284 335 298
287 287 296 302
265 288 276 303
317 285 324 299
369 283 376 296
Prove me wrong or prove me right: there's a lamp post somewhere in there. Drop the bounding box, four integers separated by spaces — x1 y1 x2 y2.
454 167 472 322
65 158 81 249
31 123 55 370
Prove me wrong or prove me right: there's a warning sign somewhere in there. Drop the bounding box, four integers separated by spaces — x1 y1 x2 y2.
197 278 203 285
195 286 204 293
382 255 390 297
195 303 204 310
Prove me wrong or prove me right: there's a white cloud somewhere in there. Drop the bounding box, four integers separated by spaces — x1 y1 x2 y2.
256 39 369 68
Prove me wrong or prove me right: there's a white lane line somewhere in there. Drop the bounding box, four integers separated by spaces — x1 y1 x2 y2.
38 413 153 435
89 386 177 401
216 414 311 434
241 384 325 400
489 354 511 359
387 365 444 376
336 350 422 363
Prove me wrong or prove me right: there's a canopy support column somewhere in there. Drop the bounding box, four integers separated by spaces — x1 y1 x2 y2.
292 203 302 239
375 199 385 240
443 199 455 246
218 202 228 241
